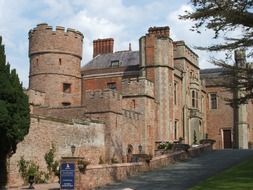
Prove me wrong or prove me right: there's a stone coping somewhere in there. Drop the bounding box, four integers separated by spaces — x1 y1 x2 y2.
85 144 210 170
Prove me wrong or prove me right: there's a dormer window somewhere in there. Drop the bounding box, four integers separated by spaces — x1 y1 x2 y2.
111 60 120 67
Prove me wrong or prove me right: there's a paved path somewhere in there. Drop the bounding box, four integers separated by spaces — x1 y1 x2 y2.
8 183 59 190
99 150 253 190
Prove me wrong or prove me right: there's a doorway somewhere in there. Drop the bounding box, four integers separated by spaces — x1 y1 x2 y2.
223 129 232 148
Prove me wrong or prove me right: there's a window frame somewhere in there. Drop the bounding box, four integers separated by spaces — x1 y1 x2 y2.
111 60 120 67
210 93 218 109
174 120 178 140
107 82 117 90
191 89 199 109
63 83 71 93
174 82 177 105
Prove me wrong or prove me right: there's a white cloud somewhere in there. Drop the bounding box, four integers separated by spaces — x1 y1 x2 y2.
166 4 218 68
1 0 223 88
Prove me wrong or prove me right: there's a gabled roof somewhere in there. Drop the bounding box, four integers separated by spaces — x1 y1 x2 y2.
82 50 139 71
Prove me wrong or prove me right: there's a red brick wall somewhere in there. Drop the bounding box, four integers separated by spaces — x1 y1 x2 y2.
205 86 233 149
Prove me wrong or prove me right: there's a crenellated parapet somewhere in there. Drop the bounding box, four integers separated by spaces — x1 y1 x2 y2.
148 26 170 38
29 23 83 59
85 89 121 100
121 77 154 98
173 41 198 67
84 89 122 114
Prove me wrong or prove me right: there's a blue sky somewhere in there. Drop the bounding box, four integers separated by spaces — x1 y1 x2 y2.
0 0 221 87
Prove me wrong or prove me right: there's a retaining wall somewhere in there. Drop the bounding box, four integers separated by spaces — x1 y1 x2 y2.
78 144 212 190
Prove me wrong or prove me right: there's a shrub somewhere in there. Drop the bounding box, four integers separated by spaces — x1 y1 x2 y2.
44 144 59 178
158 142 173 150
17 156 48 184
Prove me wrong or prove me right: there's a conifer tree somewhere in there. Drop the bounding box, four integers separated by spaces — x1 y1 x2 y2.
180 0 253 53
0 36 30 187
180 0 253 103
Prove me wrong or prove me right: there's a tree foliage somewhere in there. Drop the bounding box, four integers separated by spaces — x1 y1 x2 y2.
0 36 30 157
180 0 253 104
210 54 253 104
180 0 253 54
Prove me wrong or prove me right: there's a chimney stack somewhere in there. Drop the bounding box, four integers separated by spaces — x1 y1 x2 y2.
148 26 170 38
93 38 114 58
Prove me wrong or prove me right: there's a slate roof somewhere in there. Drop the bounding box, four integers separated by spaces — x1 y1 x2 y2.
82 50 139 71
200 68 229 86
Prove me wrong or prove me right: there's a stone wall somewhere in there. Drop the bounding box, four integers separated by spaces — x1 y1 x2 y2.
78 144 212 190
247 101 253 148
121 77 154 98
26 89 46 106
8 115 105 187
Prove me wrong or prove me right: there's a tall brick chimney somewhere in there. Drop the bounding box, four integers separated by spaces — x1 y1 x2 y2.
148 26 170 37
93 38 114 58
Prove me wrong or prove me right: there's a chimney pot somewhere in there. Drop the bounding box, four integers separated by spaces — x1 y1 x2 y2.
93 38 114 58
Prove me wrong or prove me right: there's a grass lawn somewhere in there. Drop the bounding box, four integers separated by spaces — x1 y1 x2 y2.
190 157 253 190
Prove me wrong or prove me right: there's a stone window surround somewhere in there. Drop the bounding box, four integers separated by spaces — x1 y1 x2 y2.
191 89 199 109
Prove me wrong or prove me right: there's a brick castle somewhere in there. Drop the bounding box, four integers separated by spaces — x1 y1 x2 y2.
8 23 253 186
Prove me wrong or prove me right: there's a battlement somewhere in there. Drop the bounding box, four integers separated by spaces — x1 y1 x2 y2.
173 41 198 67
84 89 122 114
29 23 83 59
29 23 83 39
121 77 154 98
148 26 170 38
85 89 121 100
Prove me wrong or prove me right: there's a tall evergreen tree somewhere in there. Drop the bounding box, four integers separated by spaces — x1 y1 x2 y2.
180 0 253 53
0 36 30 188
180 0 253 103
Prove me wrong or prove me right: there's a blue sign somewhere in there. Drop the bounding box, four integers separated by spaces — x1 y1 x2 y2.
60 162 75 190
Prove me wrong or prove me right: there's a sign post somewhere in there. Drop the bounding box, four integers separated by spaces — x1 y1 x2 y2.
60 162 75 190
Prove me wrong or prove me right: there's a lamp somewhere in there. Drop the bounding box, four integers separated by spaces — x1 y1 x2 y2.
71 145 76 157
138 144 142 154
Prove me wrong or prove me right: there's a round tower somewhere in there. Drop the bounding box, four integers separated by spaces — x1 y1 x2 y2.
28 23 83 107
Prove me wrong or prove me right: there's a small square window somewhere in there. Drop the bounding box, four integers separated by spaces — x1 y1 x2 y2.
107 82 116 90
63 83 71 93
